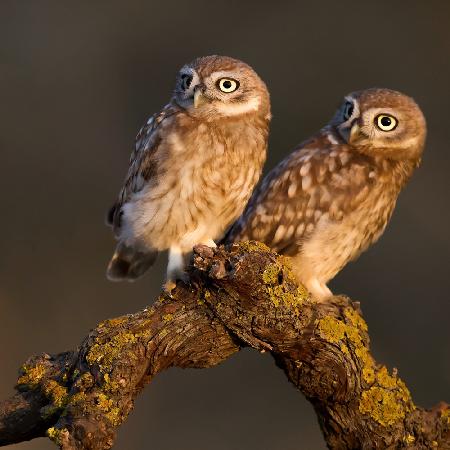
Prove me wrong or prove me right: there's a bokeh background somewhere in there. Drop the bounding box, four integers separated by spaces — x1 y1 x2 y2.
1 1 449 449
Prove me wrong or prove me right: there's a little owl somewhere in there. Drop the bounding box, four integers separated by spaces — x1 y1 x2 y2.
107 55 271 290
226 88 426 301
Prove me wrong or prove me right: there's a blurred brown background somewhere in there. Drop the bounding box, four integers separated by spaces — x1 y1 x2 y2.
1 1 449 449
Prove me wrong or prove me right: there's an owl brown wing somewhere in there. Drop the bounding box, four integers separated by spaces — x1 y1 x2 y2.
228 135 376 256
106 102 179 232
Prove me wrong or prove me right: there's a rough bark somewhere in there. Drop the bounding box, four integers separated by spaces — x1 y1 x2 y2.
0 242 448 449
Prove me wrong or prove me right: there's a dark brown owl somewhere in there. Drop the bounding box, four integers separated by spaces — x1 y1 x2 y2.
226 88 426 301
106 55 271 291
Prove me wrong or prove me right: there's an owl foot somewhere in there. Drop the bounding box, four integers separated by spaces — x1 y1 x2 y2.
163 279 177 294
200 238 217 248
163 272 189 295
305 279 333 303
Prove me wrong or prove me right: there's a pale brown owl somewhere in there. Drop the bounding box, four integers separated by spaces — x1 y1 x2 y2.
226 88 426 301
106 55 271 290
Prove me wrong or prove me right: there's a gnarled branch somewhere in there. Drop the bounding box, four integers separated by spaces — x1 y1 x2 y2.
0 243 448 449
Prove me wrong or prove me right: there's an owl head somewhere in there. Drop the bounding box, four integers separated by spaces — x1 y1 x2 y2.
332 88 426 163
173 55 271 121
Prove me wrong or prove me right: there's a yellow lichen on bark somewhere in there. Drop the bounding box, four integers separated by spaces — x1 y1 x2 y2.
262 261 308 313
316 307 370 359
95 393 122 426
238 241 272 253
42 380 68 408
359 366 414 427
47 427 69 446
86 332 138 374
17 363 48 388
316 307 415 427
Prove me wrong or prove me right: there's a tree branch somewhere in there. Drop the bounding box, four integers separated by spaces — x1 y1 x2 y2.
0 243 448 449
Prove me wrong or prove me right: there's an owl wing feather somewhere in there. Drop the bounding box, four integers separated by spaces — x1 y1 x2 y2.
228 134 376 256
106 103 179 233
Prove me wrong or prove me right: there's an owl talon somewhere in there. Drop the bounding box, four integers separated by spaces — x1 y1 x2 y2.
163 272 189 295
163 280 177 294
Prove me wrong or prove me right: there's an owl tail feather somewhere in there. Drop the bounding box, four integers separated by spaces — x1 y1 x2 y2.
106 243 158 282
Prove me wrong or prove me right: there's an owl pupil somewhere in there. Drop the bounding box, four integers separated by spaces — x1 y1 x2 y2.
223 80 232 89
380 116 391 127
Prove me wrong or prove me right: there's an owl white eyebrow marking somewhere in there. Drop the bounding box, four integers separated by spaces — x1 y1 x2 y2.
215 97 261 116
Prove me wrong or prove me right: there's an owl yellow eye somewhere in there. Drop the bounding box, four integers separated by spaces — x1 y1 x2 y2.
217 78 239 93
375 114 398 131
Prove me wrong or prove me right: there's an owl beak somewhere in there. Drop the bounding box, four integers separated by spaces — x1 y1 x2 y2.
193 86 207 108
348 122 361 144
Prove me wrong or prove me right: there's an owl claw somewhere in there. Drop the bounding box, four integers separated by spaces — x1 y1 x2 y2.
163 272 190 295
163 280 177 295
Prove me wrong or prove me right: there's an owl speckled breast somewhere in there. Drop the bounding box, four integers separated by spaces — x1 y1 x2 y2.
106 55 271 290
226 88 426 301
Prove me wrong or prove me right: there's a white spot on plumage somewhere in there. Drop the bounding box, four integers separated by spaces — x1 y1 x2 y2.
288 183 297 198
300 162 311 177
327 133 339 145
285 225 295 240
295 223 305 237
328 158 337 172
302 175 312 190
340 152 350 165
273 225 286 244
